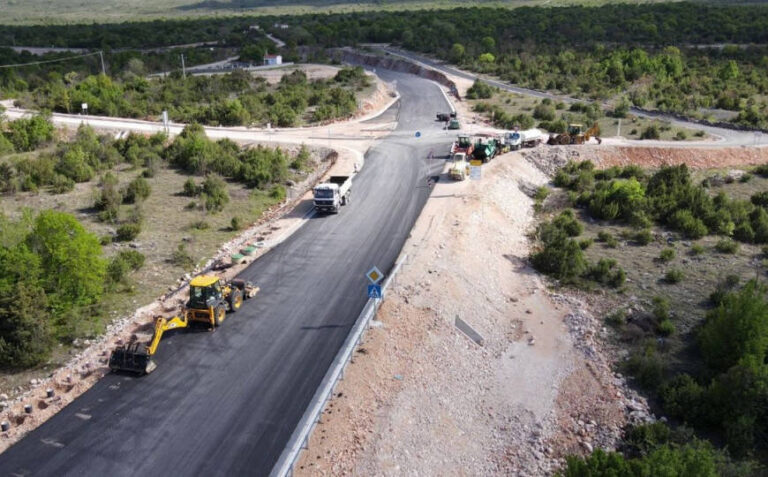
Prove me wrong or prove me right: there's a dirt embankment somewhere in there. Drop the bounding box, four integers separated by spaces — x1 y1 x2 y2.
524 145 768 175
294 153 655 476
338 48 460 100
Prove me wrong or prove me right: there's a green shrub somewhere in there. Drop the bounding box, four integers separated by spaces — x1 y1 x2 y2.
190 220 210 230
625 343 666 390
534 186 550 202
665 268 684 283
640 124 661 140
659 248 676 262
634 229 653 245
715 238 739 254
753 164 768 178
698 280 768 373
182 177 199 197
115 222 141 241
270 184 286 201
690 243 705 255
230 216 243 231
465 80 494 99
597 230 619 248
657 319 676 336
740 173 753 183
50 174 75 194
584 258 626 287
123 176 151 204
201 174 229 213
669 209 708 239
578 238 593 250
171 243 194 270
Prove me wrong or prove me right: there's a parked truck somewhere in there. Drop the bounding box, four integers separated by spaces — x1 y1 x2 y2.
506 129 545 150
313 175 353 213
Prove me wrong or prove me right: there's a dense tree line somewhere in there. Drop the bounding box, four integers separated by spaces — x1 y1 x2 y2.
270 3 768 49
0 17 257 49
272 3 768 128
16 67 364 127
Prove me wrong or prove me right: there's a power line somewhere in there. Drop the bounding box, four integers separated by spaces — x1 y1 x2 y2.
0 51 103 69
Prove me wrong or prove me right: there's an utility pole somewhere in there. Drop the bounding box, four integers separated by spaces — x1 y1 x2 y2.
181 54 186 79
617 118 621 138
99 51 106 75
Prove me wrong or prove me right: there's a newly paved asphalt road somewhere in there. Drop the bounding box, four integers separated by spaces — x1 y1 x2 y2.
0 70 451 476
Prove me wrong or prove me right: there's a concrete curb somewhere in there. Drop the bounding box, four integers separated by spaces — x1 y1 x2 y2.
269 254 408 477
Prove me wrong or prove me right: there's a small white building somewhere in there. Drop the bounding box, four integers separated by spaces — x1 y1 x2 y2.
263 54 282 66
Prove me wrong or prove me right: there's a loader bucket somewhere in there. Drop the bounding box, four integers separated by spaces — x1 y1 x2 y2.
108 343 157 375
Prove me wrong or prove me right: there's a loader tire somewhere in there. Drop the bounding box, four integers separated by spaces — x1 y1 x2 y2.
228 288 243 312
214 305 226 326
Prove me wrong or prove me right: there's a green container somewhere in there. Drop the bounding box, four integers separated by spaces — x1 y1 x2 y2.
231 253 245 264
241 246 257 256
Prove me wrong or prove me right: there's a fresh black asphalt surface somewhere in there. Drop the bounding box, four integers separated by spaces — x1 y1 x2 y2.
0 69 452 476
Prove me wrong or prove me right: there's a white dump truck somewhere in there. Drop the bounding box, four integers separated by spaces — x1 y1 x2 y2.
313 175 353 213
505 129 545 150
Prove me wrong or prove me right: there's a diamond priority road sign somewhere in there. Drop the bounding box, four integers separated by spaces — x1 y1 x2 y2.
366 266 384 284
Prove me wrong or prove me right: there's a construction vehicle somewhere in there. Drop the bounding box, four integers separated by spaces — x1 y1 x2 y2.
449 152 470 180
313 175 353 214
548 122 602 145
450 135 474 156
108 275 259 374
436 112 457 122
471 137 499 163
506 129 545 150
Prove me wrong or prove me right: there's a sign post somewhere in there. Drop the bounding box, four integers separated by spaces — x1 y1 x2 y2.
366 266 384 300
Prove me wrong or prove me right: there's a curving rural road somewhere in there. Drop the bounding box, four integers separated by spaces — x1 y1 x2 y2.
0 69 450 476
382 46 768 148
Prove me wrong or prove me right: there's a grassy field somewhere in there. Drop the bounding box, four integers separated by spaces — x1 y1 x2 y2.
0 0 687 25
468 90 706 141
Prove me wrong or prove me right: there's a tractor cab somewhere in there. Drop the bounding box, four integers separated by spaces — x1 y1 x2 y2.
567 124 584 136
457 136 472 148
187 275 223 309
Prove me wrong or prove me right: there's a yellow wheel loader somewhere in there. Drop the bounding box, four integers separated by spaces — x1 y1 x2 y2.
548 122 602 145
108 275 259 374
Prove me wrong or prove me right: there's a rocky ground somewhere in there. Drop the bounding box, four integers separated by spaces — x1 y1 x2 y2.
294 150 655 476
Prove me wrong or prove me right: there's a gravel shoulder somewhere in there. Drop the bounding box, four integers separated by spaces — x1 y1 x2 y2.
294 152 642 476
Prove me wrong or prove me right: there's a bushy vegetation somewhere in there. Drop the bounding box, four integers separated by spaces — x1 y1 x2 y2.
656 280 768 458
0 211 138 368
18 67 364 128
531 210 625 288
555 160 768 245
561 422 755 477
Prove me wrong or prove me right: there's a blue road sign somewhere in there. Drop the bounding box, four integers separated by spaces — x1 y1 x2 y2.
415 131 421 138
368 284 382 299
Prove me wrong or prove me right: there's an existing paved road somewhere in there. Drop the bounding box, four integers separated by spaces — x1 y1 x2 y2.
0 70 451 476
384 47 767 148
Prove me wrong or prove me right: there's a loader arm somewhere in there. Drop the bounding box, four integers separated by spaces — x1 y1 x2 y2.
146 316 189 355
